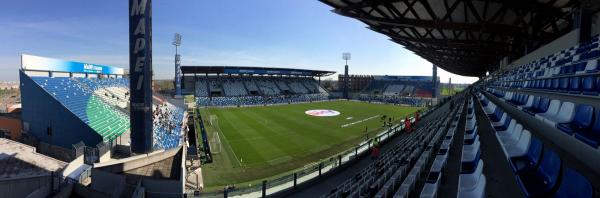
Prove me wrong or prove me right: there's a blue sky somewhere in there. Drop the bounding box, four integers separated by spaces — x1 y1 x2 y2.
0 0 478 84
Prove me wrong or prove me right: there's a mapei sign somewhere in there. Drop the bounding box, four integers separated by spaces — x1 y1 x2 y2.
129 0 151 92
21 54 124 75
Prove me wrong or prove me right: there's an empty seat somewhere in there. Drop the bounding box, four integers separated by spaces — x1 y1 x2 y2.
516 148 562 197
554 168 593 198
510 137 543 173
574 109 600 148
581 76 598 95
524 97 550 116
458 160 486 198
569 76 582 94
461 141 481 174
585 59 599 73
505 130 532 158
543 102 575 127
488 107 504 122
558 77 569 93
499 124 523 145
534 99 561 121
557 105 594 135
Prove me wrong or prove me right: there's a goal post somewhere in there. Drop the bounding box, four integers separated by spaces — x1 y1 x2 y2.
210 132 222 154
208 115 222 154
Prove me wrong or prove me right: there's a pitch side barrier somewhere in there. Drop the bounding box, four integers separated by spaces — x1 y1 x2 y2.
200 105 436 197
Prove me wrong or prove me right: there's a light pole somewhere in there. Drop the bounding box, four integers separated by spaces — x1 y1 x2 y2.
173 33 182 98
342 52 350 99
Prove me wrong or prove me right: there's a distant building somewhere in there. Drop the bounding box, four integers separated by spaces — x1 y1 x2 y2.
337 74 374 92
0 115 22 141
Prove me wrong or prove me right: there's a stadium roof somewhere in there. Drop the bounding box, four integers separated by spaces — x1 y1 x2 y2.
320 0 595 77
181 66 336 77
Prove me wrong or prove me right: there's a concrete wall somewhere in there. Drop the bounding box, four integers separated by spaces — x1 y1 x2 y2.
0 175 52 198
90 169 125 197
62 155 84 178
94 147 180 173
505 29 580 70
143 179 183 198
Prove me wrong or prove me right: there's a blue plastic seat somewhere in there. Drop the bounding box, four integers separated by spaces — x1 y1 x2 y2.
516 148 562 197
558 77 569 92
574 109 600 148
551 78 560 90
581 76 598 95
574 62 587 73
553 168 593 198
544 79 552 89
488 107 504 122
557 105 594 135
510 137 543 173
569 76 582 94
525 97 550 116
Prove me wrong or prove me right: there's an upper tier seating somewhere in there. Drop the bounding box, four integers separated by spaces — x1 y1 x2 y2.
30 76 185 149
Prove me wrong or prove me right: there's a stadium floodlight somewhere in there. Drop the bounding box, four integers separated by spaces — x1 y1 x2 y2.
342 52 351 65
172 33 182 47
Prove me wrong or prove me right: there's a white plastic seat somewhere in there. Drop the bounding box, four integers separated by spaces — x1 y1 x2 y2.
483 102 496 114
496 119 516 133
458 160 486 198
543 101 575 127
517 97 534 110
505 130 532 158
466 117 476 130
499 124 523 145
582 59 598 73
462 139 481 163
534 99 561 121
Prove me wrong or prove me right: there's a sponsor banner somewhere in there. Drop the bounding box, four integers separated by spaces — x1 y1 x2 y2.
21 54 124 75
129 0 153 153
305 109 341 117
223 68 313 76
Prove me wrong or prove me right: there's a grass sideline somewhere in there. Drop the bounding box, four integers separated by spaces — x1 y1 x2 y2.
198 100 422 188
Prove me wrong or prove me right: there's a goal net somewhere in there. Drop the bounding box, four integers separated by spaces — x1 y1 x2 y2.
208 115 222 154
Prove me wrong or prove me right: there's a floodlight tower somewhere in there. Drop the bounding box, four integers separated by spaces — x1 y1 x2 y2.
173 33 182 98
342 52 351 99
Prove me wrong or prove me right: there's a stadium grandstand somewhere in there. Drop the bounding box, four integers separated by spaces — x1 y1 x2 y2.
181 66 335 106
4 0 600 197
19 54 186 161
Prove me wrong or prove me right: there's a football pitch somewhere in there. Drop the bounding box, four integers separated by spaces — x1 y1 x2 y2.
198 100 422 187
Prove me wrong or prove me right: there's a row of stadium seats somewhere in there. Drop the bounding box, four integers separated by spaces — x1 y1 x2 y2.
492 36 600 96
194 77 327 97
476 91 594 197
321 94 470 198
362 80 433 98
31 76 186 149
32 77 130 141
152 102 186 150
483 88 600 149
196 93 329 107
357 95 429 106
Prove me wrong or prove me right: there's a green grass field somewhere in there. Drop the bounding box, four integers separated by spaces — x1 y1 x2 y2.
199 100 421 188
